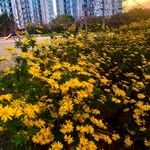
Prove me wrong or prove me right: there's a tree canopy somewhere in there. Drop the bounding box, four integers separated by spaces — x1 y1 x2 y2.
0 13 15 36
52 15 75 25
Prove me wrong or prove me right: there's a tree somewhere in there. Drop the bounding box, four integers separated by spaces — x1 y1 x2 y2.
107 8 150 28
50 15 75 32
52 15 75 25
0 13 15 36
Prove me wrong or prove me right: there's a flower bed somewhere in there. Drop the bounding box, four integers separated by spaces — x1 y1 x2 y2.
0 20 150 150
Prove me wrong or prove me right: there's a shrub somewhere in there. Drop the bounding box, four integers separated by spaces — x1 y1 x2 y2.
50 15 75 33
0 13 15 36
107 8 150 28
27 23 51 35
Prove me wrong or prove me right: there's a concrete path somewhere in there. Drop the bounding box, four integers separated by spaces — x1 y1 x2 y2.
0 38 15 71
0 36 51 71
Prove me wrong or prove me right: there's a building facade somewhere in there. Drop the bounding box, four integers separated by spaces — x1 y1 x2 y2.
63 0 78 17
40 0 54 24
55 0 64 16
32 0 42 24
76 0 123 19
0 0 13 15
10 0 33 28
0 0 123 28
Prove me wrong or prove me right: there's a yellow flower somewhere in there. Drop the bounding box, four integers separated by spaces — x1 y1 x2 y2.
76 90 88 102
47 79 59 90
100 76 110 85
11 100 23 108
13 107 23 118
0 94 12 101
6 46 16 53
139 127 146 132
50 141 63 150
80 136 89 146
76 125 94 134
112 97 121 103
24 104 40 118
91 109 100 115
0 106 14 122
144 74 150 80
60 120 73 134
133 82 144 90
51 71 62 80
64 134 73 144
88 141 97 150
28 65 41 77
59 96 74 116
62 62 71 68
92 133 100 141
21 37 30 44
88 78 96 84
90 117 107 129
32 128 53 145
137 93 145 99
34 119 45 128
77 136 97 150
112 133 120 141
99 134 112 144
144 139 150 147
60 78 83 94
0 56 10 63
112 85 126 97
124 136 133 147
3 67 14 75
21 52 35 60
52 63 62 70
23 118 34 127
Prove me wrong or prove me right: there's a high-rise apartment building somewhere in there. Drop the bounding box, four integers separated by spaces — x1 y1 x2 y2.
10 0 55 28
55 0 122 19
0 0 13 15
10 0 33 28
40 0 54 24
55 0 64 16
76 0 122 18
32 0 42 24
63 0 78 17
0 0 123 28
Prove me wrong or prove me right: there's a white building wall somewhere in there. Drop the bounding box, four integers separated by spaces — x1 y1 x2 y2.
40 0 55 24
11 0 24 28
28 0 35 23
55 0 64 16
59 0 64 15
40 0 48 24
52 0 57 17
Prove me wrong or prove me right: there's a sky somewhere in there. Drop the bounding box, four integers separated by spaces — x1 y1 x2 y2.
126 0 150 9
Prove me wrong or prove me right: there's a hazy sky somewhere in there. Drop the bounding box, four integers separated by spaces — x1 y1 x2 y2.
127 0 150 8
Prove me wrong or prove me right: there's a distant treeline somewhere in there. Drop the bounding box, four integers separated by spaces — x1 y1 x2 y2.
1 8 150 36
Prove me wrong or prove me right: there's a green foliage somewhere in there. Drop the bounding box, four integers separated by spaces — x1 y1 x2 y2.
52 15 75 25
15 35 36 52
76 8 150 31
107 8 150 28
27 22 51 35
0 19 150 149
50 15 75 33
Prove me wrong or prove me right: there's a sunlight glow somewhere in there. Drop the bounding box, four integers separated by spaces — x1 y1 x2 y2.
127 0 150 8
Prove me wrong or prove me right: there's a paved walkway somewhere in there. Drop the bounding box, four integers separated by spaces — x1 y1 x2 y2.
0 38 15 71
0 36 51 71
